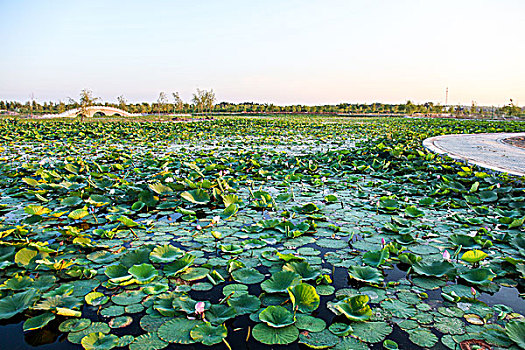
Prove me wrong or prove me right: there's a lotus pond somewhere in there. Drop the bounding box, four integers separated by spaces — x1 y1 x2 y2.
0 116 525 350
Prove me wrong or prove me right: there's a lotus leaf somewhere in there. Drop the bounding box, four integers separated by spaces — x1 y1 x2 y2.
331 295 372 321
261 271 302 293
259 305 296 328
157 318 200 344
190 322 227 346
351 321 393 343
81 332 119 350
460 268 496 285
288 283 320 313
412 260 455 277
299 329 340 349
181 189 210 204
227 294 261 315
347 265 384 284
128 263 158 284
149 244 183 263
252 323 299 345
283 261 321 280
0 289 39 319
231 267 265 284
22 312 55 331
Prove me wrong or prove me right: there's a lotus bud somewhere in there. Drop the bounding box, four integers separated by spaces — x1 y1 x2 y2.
196 225 202 230
443 250 450 261
195 301 205 315
381 238 386 247
212 216 220 225
471 287 477 297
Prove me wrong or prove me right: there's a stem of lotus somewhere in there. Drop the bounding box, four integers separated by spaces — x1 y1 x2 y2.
223 339 233 350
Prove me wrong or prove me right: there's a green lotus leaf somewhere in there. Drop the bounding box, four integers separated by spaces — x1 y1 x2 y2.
328 323 353 336
118 215 139 227
383 339 399 350
0 289 39 319
181 189 210 204
1 275 34 290
109 315 133 329
228 293 261 315
190 322 227 346
222 194 241 207
288 283 320 313
81 332 119 350
104 264 132 283
299 329 340 349
157 318 200 344
67 322 110 344
460 268 496 285
85 291 109 306
129 332 167 350
379 197 399 211
86 195 111 206
404 205 424 218
148 182 173 195
24 205 51 216
143 283 169 295
505 321 525 349
461 250 488 264
362 249 389 267
121 248 152 267
221 203 239 219
252 323 299 345
351 321 393 343
23 312 55 331
220 244 243 255
330 295 372 321
283 261 321 281
14 248 38 266
163 254 195 276
87 251 117 264
205 304 237 325
68 208 89 220
128 263 158 284
347 265 384 284
261 271 302 293
412 260 455 277
149 244 183 263
407 328 438 348
259 305 296 328
231 267 265 284
380 299 417 318
296 314 326 332
398 252 422 265
59 318 91 332
111 290 145 306
60 196 83 207
180 267 210 281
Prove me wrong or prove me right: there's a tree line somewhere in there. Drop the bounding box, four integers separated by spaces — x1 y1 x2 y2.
1 89 523 118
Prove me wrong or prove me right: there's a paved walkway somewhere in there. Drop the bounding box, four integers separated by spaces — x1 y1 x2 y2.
423 132 525 176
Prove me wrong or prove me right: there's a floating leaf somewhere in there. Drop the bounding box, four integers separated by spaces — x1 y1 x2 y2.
288 283 320 313
252 323 299 345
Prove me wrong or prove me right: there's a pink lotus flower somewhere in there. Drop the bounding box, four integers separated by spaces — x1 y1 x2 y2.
381 238 386 246
195 302 205 315
442 250 450 261
471 287 477 297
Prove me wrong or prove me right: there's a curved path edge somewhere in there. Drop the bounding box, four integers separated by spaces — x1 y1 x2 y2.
423 132 525 177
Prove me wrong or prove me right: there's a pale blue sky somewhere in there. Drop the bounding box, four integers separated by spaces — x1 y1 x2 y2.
1 0 523 106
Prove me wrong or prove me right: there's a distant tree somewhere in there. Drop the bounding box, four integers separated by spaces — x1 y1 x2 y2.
117 95 127 112
157 92 168 115
79 89 98 122
405 101 416 115
204 90 216 114
172 92 184 114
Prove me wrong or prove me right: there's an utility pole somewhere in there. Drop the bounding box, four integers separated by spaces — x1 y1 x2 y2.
445 87 448 106
30 92 35 117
